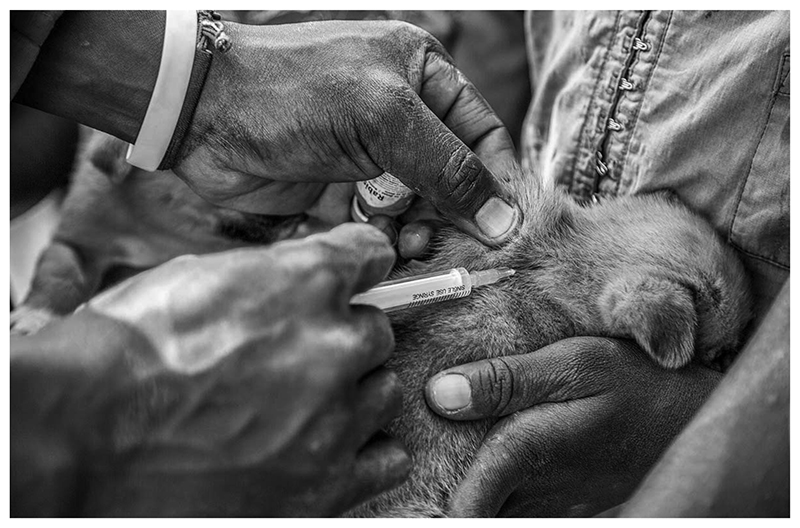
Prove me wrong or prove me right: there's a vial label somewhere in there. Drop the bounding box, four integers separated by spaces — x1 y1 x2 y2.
357 173 415 208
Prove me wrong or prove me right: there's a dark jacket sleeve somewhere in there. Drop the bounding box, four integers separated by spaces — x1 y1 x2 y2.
11 11 63 99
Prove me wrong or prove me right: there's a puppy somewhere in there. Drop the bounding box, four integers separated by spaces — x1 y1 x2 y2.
346 175 751 516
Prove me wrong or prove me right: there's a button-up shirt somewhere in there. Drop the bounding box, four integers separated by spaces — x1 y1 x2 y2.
521 10 789 321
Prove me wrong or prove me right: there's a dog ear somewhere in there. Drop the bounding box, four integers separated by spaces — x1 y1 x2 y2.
88 132 133 184
599 275 697 369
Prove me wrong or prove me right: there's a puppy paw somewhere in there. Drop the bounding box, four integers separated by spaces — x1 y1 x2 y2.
10 305 58 335
599 276 697 369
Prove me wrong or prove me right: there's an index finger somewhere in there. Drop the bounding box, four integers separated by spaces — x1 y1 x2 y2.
303 223 397 300
446 412 530 517
448 399 601 517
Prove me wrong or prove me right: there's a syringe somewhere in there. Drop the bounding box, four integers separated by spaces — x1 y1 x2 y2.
350 267 515 312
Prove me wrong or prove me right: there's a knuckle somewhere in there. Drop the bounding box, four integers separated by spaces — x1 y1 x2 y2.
319 310 393 365
302 412 353 465
483 414 538 464
355 306 395 356
438 148 485 211
344 68 417 139
384 20 427 41
482 429 517 467
302 358 345 396
384 20 443 57
475 357 516 416
340 68 389 103
383 367 401 388
381 369 402 400
296 325 356 377
297 324 343 367
286 241 349 294
326 321 366 357
304 265 344 302
282 242 326 276
371 369 403 418
363 80 416 126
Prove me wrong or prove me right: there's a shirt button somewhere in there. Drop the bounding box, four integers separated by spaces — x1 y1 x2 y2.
619 78 635 90
595 151 609 176
633 38 651 51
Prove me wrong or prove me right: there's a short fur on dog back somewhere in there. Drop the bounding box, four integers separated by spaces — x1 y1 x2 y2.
345 173 751 517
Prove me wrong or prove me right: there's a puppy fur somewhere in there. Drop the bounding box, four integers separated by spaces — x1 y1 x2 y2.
339 169 751 517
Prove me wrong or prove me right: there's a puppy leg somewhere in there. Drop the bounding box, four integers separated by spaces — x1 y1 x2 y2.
599 275 697 369
11 240 103 335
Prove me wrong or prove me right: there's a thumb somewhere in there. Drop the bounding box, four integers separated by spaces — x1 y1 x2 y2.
385 103 519 246
425 338 624 420
425 354 541 420
367 89 521 247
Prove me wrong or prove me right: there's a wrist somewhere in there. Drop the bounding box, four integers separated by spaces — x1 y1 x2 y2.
174 19 249 167
165 15 244 170
144 11 231 171
14 11 165 143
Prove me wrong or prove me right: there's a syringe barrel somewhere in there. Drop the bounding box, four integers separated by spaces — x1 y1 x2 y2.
351 267 472 312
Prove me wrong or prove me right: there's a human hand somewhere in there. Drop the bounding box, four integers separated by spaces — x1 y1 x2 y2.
295 182 442 260
356 197 446 259
424 337 723 517
29 223 408 516
175 19 520 246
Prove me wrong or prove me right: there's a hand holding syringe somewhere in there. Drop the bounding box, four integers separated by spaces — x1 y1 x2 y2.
351 267 515 312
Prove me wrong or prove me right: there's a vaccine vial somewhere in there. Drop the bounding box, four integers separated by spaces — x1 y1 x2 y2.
351 172 416 222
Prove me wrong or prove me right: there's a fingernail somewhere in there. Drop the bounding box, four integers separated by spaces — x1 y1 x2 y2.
431 374 471 411
399 230 425 259
475 197 518 240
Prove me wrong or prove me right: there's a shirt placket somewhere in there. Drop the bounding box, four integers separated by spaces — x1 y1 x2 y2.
573 10 668 203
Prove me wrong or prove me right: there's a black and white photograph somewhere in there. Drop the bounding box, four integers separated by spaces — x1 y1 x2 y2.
7 7 790 518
